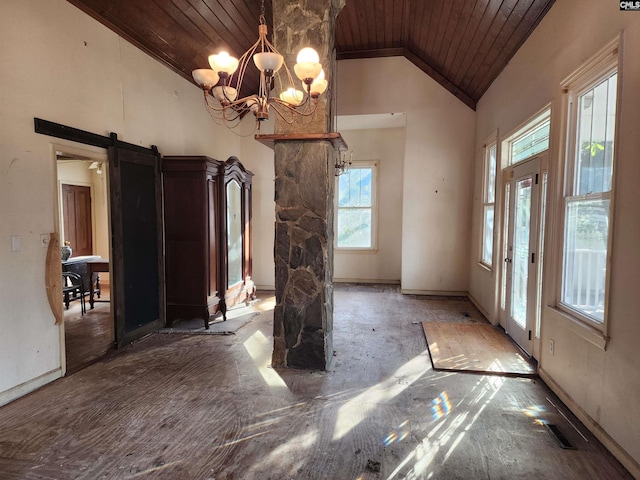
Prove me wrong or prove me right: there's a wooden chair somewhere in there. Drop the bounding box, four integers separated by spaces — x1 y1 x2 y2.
62 272 85 314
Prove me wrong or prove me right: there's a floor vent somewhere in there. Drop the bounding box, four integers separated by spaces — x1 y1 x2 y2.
545 424 576 449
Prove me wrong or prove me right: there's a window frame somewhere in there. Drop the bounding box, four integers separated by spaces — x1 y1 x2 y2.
557 37 620 334
334 160 379 252
506 111 551 166
480 134 498 269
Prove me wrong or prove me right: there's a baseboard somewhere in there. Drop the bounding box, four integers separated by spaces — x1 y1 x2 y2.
539 367 640 478
257 280 402 290
467 292 492 323
0 368 63 407
400 289 467 296
334 278 401 285
255 284 275 292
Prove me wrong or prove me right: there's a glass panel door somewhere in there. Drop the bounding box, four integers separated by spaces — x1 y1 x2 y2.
511 177 532 328
504 157 541 354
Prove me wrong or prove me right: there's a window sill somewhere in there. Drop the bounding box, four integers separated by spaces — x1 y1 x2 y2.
335 248 378 255
545 305 609 351
477 262 492 273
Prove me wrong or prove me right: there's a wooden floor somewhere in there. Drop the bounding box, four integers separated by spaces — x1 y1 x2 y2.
422 322 537 375
0 286 632 479
63 286 112 374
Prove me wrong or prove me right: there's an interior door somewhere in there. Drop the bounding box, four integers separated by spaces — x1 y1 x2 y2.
108 145 164 348
504 156 541 354
62 184 93 256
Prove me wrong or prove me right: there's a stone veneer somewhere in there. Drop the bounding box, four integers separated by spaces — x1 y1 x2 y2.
271 0 344 369
272 141 334 369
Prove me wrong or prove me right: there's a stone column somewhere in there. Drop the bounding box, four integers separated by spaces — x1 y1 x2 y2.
271 0 344 369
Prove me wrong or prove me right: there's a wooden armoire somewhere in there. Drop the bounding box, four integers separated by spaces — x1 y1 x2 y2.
162 156 253 329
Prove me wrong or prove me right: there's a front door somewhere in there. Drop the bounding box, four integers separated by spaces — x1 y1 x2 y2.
503 156 542 354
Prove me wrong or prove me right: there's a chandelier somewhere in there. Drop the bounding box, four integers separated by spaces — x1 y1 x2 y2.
334 151 353 176
191 0 327 131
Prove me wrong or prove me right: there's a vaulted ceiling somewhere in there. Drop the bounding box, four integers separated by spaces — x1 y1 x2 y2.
67 0 555 110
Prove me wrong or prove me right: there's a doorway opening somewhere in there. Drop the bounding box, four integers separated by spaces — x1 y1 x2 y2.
55 146 113 374
499 109 550 360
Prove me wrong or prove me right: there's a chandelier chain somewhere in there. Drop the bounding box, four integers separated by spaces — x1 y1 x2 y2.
260 0 266 24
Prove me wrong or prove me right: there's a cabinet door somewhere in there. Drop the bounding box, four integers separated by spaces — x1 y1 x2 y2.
226 179 244 289
165 174 206 307
221 157 253 308
207 175 219 306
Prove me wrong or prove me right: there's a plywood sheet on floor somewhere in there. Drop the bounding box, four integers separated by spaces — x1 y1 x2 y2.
0 287 630 480
422 322 536 375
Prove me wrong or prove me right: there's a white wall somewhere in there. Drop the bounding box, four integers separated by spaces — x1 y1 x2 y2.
0 0 240 403
470 0 640 473
334 127 405 283
338 57 476 293
240 117 276 290
244 58 475 291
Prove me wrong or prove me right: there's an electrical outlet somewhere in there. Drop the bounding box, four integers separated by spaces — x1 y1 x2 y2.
549 339 555 355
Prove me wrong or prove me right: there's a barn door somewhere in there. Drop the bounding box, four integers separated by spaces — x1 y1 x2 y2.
108 144 164 348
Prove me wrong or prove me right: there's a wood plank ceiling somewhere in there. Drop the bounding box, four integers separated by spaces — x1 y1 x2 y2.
67 0 555 110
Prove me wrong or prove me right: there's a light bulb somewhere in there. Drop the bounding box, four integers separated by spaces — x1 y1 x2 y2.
279 88 304 106
192 68 220 87
294 48 322 82
212 86 238 103
253 52 284 74
208 51 239 75
296 47 320 64
307 69 327 95
309 78 328 96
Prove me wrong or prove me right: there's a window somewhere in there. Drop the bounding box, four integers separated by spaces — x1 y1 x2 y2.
336 162 377 249
560 41 618 327
481 136 497 268
510 118 550 164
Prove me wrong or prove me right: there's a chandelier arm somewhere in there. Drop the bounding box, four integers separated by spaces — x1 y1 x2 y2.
204 91 223 111
204 89 251 116
211 102 259 137
269 97 319 118
267 100 296 124
232 39 261 95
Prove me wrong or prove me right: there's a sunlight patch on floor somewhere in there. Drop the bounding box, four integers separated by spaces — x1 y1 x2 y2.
333 350 432 441
254 294 276 312
243 330 288 389
245 429 319 477
387 375 506 480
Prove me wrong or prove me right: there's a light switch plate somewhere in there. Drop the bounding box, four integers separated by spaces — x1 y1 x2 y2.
11 236 22 252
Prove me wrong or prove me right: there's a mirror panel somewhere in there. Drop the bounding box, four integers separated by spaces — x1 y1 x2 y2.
226 179 243 288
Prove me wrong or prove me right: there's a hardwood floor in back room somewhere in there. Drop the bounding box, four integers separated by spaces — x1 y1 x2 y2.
63 285 112 374
0 285 632 479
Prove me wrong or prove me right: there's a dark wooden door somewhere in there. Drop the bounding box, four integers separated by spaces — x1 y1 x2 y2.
108 146 164 348
61 184 93 256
